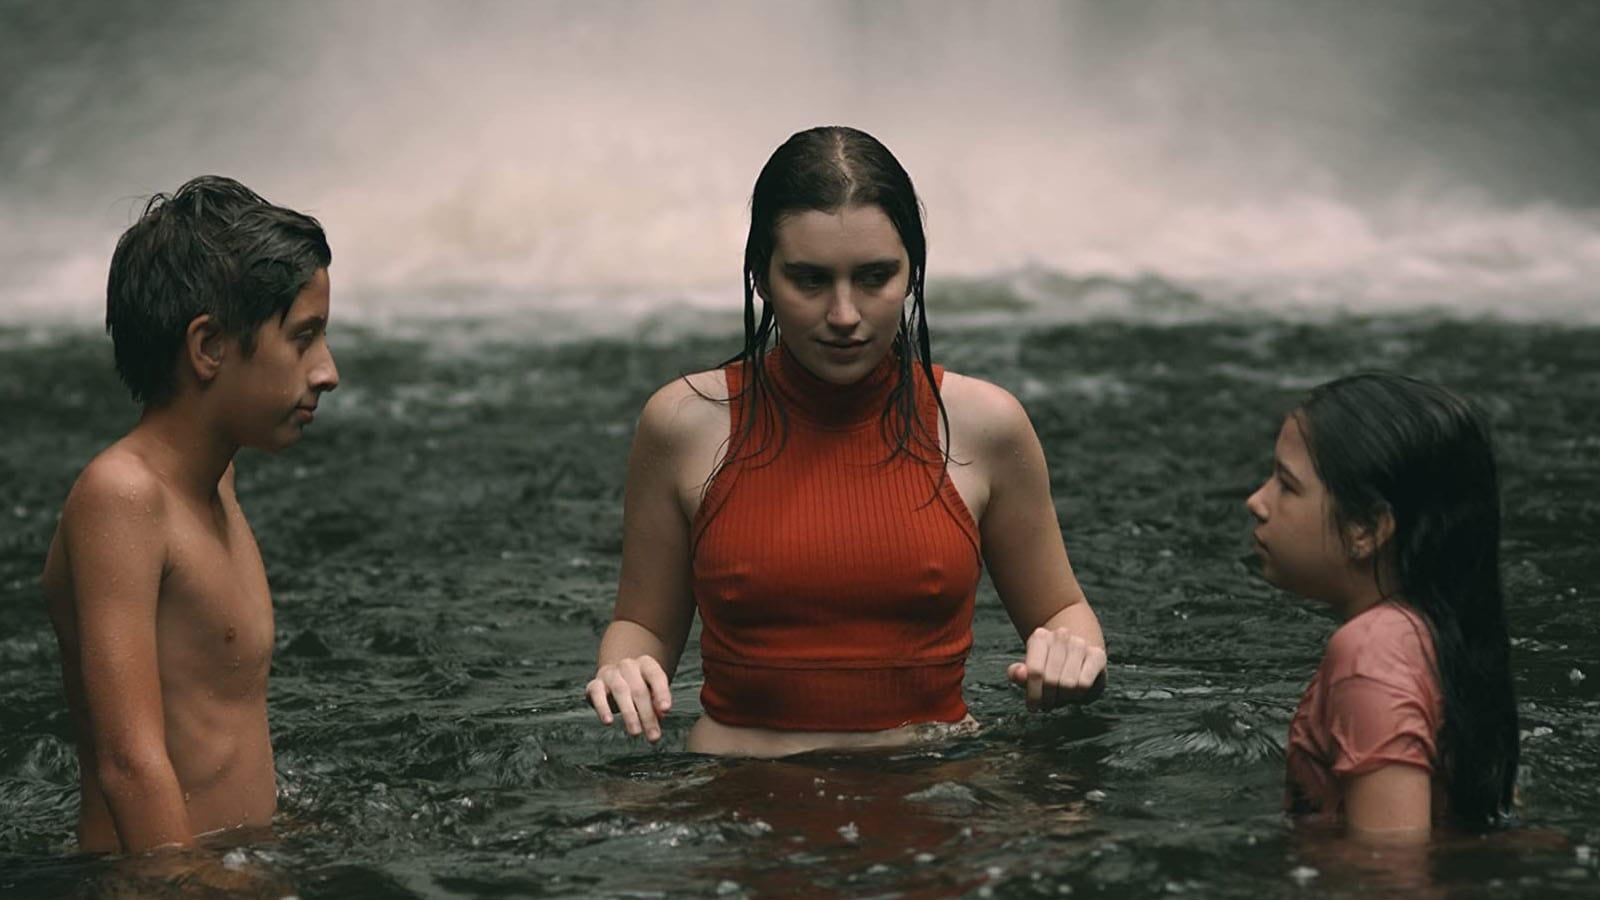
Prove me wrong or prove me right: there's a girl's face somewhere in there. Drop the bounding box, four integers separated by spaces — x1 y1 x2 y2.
763 204 910 385
1245 414 1353 604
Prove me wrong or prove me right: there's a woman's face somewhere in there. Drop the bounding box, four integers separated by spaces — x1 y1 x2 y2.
763 203 910 385
1245 414 1352 604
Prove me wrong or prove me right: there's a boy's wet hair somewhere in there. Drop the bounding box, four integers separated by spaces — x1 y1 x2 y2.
105 175 331 405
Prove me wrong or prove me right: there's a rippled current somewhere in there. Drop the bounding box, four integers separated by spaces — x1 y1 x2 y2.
2 316 1596 897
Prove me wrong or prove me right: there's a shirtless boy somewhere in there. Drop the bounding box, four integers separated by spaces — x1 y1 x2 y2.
41 176 338 853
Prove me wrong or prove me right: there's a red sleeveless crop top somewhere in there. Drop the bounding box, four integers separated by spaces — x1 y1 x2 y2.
690 342 982 732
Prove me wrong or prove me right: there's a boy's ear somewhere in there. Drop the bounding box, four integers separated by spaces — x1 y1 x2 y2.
184 314 226 384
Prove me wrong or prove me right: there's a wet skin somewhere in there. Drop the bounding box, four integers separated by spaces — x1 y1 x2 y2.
589 206 1106 756
41 269 338 852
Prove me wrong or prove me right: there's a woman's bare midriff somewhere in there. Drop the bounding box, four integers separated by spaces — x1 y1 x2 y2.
686 713 980 757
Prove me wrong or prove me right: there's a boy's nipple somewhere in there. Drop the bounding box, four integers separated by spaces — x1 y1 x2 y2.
225 626 237 642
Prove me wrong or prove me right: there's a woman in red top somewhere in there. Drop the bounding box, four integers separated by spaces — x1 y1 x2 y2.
1247 373 1518 841
584 126 1107 756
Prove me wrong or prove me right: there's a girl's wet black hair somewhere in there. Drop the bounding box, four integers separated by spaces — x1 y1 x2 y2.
702 125 947 492
1297 372 1519 829
106 175 331 405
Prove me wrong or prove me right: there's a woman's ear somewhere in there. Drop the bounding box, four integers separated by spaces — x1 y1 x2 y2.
184 314 226 384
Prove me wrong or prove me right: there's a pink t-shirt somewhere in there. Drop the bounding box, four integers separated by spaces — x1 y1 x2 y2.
1285 602 1444 818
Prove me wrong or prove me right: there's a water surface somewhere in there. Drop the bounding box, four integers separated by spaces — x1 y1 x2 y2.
1 315 1596 897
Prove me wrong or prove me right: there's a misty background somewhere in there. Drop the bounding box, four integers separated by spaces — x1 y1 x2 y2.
3 0 1599 328
4 9 1600 894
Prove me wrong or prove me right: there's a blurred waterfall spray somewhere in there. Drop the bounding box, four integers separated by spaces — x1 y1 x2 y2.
3 0 1599 329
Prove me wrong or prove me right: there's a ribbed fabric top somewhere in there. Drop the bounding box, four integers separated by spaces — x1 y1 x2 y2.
691 341 982 731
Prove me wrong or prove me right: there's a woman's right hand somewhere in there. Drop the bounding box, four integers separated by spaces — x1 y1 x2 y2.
586 656 673 743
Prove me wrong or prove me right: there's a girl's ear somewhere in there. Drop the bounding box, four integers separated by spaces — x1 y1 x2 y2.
1369 506 1395 554
185 314 226 384
1345 508 1397 561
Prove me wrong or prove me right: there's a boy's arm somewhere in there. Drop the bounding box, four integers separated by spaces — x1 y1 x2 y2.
63 462 194 851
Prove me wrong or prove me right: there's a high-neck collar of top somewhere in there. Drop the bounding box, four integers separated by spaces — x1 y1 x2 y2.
767 339 899 429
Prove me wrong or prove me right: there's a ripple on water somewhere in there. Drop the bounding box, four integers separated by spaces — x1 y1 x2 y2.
1 320 1597 897
1104 704 1286 774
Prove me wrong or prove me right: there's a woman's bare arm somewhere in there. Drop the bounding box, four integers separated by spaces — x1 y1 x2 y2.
587 378 714 741
945 374 1106 709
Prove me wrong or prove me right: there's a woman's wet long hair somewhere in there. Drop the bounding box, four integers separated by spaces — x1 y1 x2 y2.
704 125 948 485
1297 373 1519 829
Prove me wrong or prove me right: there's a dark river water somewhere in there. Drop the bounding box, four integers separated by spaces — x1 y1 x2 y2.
1 315 1596 898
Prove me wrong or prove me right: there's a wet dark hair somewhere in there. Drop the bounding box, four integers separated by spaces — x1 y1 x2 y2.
106 175 331 405
710 125 947 480
1296 372 1518 829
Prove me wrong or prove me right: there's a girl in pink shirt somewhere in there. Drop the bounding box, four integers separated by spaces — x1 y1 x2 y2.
1246 373 1518 841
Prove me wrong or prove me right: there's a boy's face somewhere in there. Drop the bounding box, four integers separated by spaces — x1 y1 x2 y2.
216 267 339 452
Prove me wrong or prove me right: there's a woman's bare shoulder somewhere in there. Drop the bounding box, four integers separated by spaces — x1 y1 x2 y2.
937 370 1035 450
636 369 731 445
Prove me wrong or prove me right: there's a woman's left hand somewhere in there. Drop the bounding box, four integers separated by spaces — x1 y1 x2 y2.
1007 627 1107 711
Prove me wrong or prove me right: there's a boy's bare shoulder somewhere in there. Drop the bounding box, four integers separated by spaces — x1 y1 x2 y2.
636 369 730 446
63 443 170 527
44 444 171 601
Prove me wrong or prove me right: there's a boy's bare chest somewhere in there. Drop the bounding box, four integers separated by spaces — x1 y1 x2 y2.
157 497 275 688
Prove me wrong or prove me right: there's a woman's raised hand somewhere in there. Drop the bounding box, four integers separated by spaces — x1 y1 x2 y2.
1006 627 1107 711
586 656 673 743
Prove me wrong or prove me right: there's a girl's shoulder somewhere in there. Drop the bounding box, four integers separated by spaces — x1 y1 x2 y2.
1324 603 1437 686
